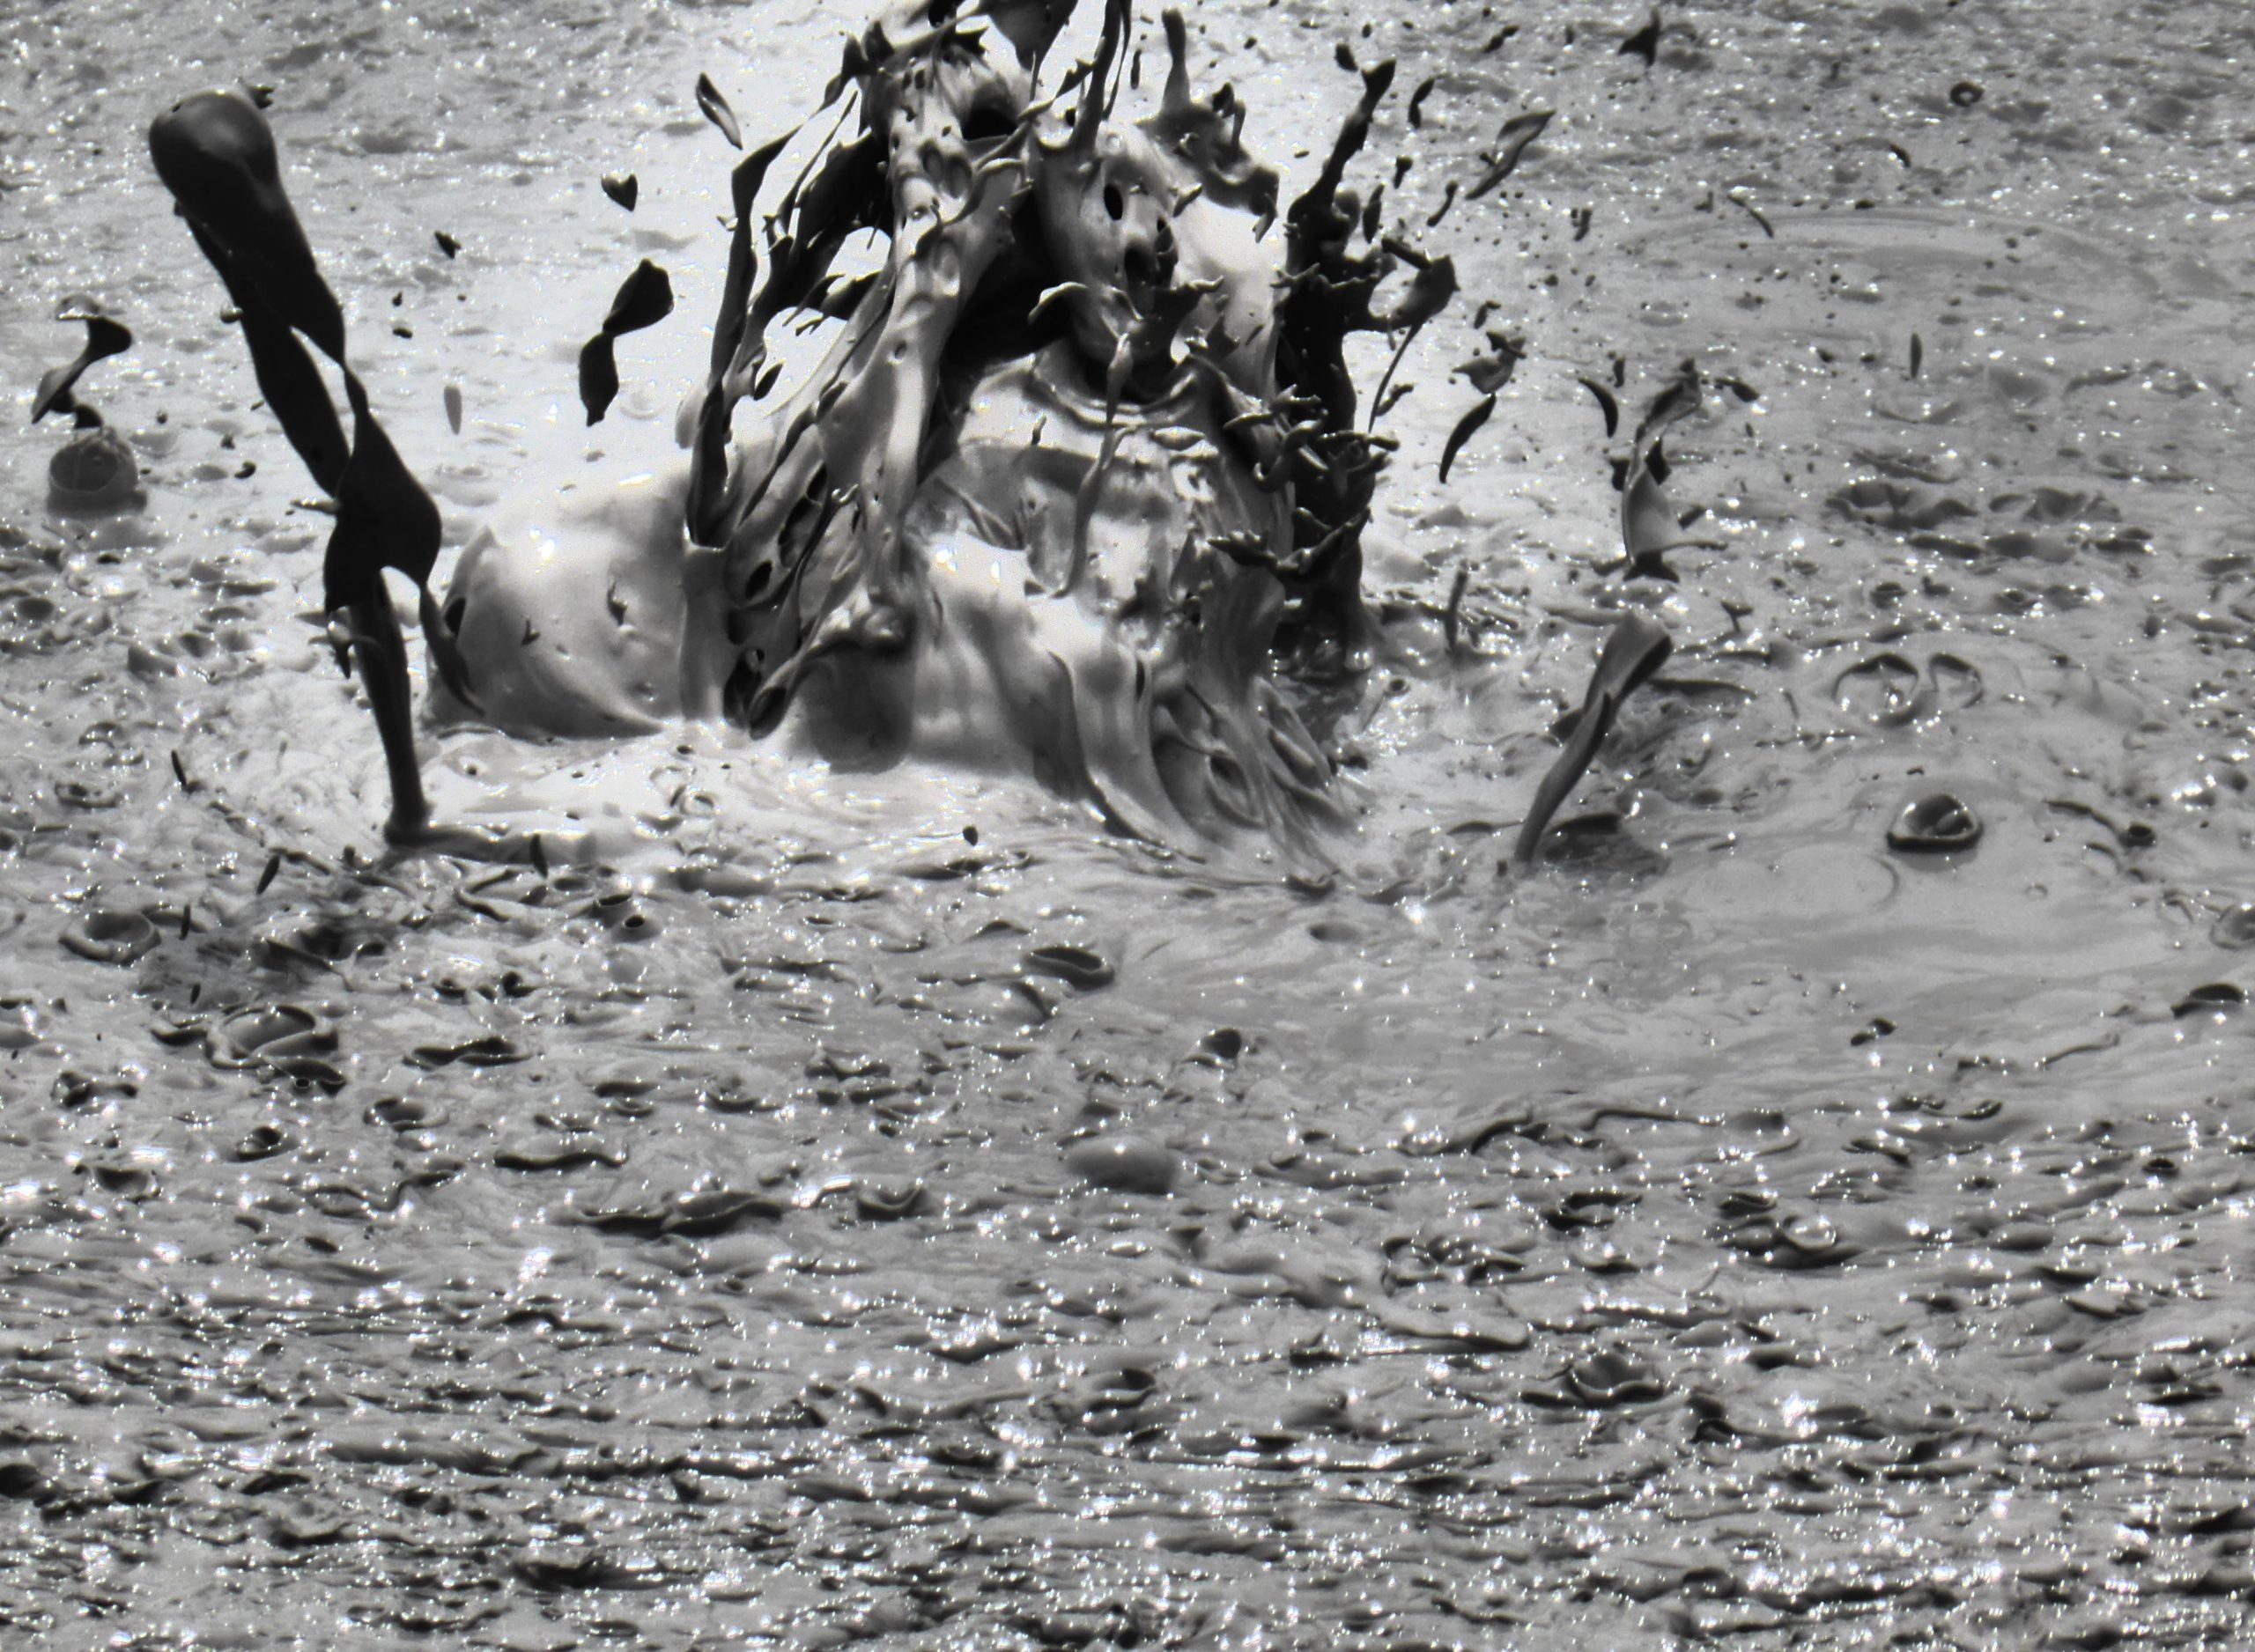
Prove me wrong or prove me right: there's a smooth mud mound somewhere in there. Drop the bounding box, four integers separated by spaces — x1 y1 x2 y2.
3 1 2254 1648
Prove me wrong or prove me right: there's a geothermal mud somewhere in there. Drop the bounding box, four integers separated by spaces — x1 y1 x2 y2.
4 1 2255 1648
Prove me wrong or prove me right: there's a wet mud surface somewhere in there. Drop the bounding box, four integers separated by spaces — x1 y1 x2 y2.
4 0 2255 1645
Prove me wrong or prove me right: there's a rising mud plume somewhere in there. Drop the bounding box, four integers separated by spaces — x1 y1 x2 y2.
449 0 1455 864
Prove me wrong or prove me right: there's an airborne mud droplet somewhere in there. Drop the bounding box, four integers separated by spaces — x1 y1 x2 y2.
32 308 133 424
1438 394 1496 483
1466 109 1552 200
576 259 673 424
695 71 743 147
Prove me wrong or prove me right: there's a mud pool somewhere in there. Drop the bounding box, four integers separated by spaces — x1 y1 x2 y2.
4 0 2255 1645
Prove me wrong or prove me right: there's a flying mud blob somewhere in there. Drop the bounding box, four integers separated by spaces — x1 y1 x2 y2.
31 305 133 425
443 0 1460 864
576 258 675 424
33 303 141 513
1513 614 1672 865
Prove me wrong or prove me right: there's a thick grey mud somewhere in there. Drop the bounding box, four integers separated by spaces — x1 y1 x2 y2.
4 2 2255 1649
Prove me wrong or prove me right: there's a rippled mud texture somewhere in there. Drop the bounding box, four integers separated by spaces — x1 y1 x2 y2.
8 0 2255 1648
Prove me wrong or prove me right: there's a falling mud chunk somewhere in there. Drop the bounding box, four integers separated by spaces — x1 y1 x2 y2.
577 339 619 425
1442 564 1469 654
1457 332 1524 395
32 307 134 424
60 909 160 965
695 71 743 147
1514 613 1673 866
1909 331 1925 379
1466 110 1552 201
1617 443 1685 579
1612 365 1723 579
1887 792 1982 853
601 172 638 210
433 229 459 258
1578 376 1621 436
442 381 462 433
577 259 674 424
1437 394 1496 483
1406 76 1436 129
600 259 675 335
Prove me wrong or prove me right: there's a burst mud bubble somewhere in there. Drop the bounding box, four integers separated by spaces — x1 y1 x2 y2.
440 0 1447 866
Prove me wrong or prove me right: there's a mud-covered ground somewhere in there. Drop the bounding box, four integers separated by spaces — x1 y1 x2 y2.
4 1 2255 1646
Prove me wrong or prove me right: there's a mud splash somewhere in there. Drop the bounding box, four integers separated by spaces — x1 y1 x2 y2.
436 0 1471 867
5 0 2255 1647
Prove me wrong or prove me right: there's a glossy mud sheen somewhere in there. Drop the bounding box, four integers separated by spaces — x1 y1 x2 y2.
4 0 2255 1646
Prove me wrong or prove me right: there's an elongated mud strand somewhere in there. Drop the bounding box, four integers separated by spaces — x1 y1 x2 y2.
29 306 133 426
665 0 1455 864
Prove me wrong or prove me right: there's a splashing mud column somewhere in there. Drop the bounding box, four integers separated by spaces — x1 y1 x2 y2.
650 0 1431 859
148 89 468 844
426 0 1478 863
